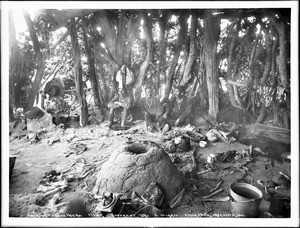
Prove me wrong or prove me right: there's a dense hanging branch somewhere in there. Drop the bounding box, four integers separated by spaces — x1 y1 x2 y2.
9 8 290 128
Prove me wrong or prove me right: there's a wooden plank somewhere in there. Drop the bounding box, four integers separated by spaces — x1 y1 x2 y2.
242 123 290 145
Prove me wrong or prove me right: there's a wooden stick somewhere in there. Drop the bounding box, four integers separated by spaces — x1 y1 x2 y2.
209 180 222 194
203 188 224 199
202 196 230 202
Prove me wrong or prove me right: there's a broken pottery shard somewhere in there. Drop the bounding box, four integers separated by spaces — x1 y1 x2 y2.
93 141 184 207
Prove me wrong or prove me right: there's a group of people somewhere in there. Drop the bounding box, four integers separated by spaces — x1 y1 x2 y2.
107 85 192 134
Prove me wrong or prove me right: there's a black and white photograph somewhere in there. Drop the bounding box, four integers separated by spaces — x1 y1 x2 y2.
1 1 299 227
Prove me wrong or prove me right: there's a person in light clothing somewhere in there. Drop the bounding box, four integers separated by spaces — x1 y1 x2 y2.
140 87 169 133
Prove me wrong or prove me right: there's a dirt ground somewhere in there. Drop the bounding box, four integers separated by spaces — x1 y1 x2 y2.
8 120 291 219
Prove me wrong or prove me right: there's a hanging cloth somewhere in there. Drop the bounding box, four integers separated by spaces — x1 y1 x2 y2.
116 65 134 89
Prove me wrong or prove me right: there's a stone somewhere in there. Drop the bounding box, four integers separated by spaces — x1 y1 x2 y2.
27 112 56 133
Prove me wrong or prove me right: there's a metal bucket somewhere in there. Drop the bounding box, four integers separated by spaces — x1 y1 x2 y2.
230 182 263 217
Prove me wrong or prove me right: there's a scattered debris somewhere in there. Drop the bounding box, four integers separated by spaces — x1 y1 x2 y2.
218 150 236 163
48 137 60 146
169 188 185 209
9 121 27 139
64 142 87 157
208 180 222 194
141 182 164 208
202 188 224 199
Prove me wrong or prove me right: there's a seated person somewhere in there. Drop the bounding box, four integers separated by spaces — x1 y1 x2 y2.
140 87 168 132
107 87 132 129
163 85 192 128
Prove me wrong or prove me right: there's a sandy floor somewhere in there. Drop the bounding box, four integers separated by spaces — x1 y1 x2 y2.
8 120 291 219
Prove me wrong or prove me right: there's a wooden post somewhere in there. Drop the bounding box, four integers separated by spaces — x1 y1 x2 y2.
68 18 89 126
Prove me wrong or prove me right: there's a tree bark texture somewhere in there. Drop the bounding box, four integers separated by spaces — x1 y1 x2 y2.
116 11 125 67
155 12 167 97
163 14 187 100
134 12 153 101
124 13 139 66
260 23 272 85
203 11 220 121
225 19 242 109
181 13 197 87
68 18 89 126
82 16 102 108
271 17 288 88
9 11 18 121
23 11 46 112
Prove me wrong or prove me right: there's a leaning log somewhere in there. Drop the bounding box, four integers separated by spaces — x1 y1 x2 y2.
242 123 290 145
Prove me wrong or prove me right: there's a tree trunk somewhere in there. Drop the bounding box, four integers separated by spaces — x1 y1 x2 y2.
23 11 46 112
82 16 102 109
271 29 281 126
9 11 18 121
271 17 288 88
68 18 89 126
255 104 267 124
163 14 187 100
176 50 188 85
203 11 220 121
116 11 125 67
270 29 279 85
134 12 153 101
181 13 197 87
124 13 138 66
225 21 239 108
260 23 272 84
155 12 167 97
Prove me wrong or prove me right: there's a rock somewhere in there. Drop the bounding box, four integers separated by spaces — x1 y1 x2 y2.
9 120 27 138
141 182 164 208
93 141 184 207
25 107 45 120
27 112 56 133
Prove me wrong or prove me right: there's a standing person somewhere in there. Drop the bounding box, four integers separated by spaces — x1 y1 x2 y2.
140 87 169 133
163 85 192 128
107 87 132 129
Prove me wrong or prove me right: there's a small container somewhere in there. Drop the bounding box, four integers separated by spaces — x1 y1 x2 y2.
207 154 216 164
230 182 263 217
174 137 181 144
